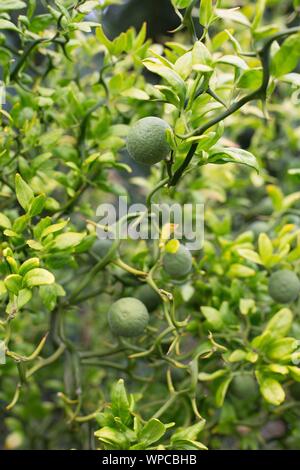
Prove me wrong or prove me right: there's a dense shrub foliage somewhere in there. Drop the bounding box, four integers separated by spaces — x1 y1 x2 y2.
1 0 300 450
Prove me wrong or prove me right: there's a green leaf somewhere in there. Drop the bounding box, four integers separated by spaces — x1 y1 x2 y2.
216 55 248 70
0 213 12 229
227 349 247 362
251 331 273 350
227 264 256 278
4 274 23 295
237 68 263 89
15 174 34 211
215 375 233 407
19 257 40 276
256 374 285 406
96 25 114 51
53 232 86 250
143 58 186 106
215 8 250 27
39 284 63 311
28 194 47 217
294 0 300 9
266 184 284 211
174 51 193 79
0 19 20 31
252 309 293 351
237 249 262 265
17 288 32 309
271 33 300 77
265 364 289 375
23 268 55 287
208 147 259 172
26 240 44 250
171 421 206 442
133 419 166 449
111 379 131 426
41 220 69 238
94 426 129 450
13 214 30 234
172 439 208 450
258 233 273 264
121 88 149 100
199 0 214 28
4 229 22 239
0 0 26 11
192 41 213 72
245 351 258 363
288 366 300 382
239 298 256 315
264 308 293 338
171 0 193 8
252 0 266 30
77 0 100 13
266 338 298 361
201 306 223 330
0 281 7 297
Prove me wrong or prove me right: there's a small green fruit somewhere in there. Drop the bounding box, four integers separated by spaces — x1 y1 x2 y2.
268 269 300 304
127 116 171 165
231 375 259 400
162 244 192 279
108 297 149 337
136 284 161 312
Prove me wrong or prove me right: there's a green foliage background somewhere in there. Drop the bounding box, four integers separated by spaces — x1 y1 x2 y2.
1 0 300 450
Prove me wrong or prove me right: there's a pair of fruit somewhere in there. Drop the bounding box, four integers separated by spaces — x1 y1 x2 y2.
108 243 192 337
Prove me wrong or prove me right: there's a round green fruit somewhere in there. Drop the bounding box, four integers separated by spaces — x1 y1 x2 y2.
126 116 171 165
268 269 300 304
231 375 259 400
136 284 161 312
162 244 192 279
108 297 149 337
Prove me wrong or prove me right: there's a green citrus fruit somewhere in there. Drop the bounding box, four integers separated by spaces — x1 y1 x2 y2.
162 244 192 279
108 297 149 337
231 375 259 400
126 116 171 165
268 269 300 304
136 284 161 312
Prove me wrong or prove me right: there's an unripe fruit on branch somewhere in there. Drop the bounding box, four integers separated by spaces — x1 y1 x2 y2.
108 297 149 337
162 242 192 280
136 284 161 312
268 269 300 304
127 116 171 165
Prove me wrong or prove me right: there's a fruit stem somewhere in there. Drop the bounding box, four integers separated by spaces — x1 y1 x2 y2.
146 177 169 209
113 258 148 278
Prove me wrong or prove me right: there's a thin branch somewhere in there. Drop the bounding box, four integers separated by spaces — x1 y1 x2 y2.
169 26 300 187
